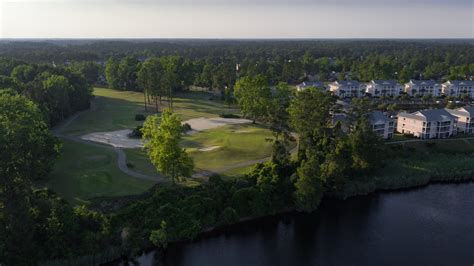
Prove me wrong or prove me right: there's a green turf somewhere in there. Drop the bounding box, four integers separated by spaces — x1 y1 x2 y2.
62 88 238 136
44 140 155 204
124 147 158 177
124 124 283 174
183 124 276 171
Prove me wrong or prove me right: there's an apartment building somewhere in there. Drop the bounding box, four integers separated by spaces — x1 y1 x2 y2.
446 106 474 134
397 109 457 139
441 80 474 98
366 80 403 97
328 81 366 98
370 111 395 139
404 80 441 97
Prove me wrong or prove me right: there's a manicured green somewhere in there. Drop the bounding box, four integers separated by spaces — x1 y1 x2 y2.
125 124 287 174
44 140 155 204
183 124 276 171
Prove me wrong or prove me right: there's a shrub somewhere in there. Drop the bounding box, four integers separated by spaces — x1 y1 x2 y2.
219 207 239 225
128 125 143 139
219 113 240 118
135 114 146 121
181 123 192 133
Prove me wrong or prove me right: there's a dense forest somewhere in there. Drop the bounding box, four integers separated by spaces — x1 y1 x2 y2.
1 39 473 90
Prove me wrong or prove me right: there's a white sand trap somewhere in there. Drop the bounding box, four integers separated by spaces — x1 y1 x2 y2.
199 146 220 152
184 117 252 133
81 129 144 148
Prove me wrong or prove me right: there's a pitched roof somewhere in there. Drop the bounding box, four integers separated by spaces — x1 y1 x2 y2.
371 80 400 86
408 80 439 86
369 111 392 125
447 106 474 117
444 80 474 87
398 109 456 122
334 80 360 86
414 109 456 122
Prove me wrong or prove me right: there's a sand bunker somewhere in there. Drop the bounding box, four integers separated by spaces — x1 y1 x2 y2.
198 146 220 152
81 129 144 148
184 117 252 133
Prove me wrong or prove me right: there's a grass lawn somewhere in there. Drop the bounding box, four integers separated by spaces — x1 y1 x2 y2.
125 124 288 175
43 140 155 204
124 147 158 177
400 138 474 153
62 88 238 136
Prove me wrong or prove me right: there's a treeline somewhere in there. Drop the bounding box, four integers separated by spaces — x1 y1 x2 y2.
0 59 93 126
1 40 473 88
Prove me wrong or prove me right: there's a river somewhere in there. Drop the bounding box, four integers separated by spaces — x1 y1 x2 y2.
134 183 474 266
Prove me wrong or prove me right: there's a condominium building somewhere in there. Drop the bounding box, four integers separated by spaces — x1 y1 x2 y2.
446 106 474 134
370 111 395 139
328 80 366 98
366 80 403 97
397 109 457 139
441 80 474 98
404 80 441 97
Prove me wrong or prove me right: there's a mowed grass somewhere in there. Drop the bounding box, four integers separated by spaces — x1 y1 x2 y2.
44 140 155 204
62 88 238 136
124 124 281 174
183 124 276 171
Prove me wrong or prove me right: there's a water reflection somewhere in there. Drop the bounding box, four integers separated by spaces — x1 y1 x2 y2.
132 183 474 266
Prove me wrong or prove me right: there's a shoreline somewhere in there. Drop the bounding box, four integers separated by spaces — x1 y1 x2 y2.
107 174 474 265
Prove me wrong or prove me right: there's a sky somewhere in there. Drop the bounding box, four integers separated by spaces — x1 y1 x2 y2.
0 0 473 38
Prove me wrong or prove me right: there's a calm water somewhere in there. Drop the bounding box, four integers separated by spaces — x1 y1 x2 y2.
136 183 474 266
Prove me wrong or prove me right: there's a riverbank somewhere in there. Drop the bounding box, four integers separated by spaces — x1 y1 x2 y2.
109 175 474 266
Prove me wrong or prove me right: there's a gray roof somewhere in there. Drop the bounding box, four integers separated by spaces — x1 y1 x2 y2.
408 80 439 86
401 109 456 122
371 80 400 86
369 111 392 125
333 80 361 86
447 106 474 117
444 80 474 87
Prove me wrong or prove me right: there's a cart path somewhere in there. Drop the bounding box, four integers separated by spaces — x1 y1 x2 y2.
52 100 168 183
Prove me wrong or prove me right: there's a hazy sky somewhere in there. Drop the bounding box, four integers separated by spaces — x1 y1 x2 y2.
1 0 473 38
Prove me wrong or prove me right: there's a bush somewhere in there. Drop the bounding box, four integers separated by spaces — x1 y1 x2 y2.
135 114 146 121
219 207 239 225
220 113 240 119
181 123 192 133
128 126 143 139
